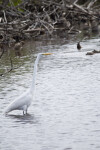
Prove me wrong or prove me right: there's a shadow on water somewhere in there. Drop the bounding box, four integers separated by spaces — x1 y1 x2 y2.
6 113 38 125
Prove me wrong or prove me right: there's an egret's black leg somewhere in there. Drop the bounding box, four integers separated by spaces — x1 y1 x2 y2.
23 111 25 115
26 108 28 114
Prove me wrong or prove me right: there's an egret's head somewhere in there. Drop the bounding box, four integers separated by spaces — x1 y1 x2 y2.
42 53 52 55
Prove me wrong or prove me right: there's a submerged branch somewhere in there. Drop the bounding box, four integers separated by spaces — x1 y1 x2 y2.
0 57 24 76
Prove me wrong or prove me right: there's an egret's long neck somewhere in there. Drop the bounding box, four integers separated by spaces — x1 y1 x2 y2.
30 54 41 94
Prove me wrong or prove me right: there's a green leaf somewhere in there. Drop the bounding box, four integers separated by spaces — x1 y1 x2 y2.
10 0 22 6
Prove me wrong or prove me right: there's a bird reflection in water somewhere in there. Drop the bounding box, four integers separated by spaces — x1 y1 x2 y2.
6 113 38 124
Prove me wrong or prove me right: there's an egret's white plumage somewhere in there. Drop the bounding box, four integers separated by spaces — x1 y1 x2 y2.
4 53 52 115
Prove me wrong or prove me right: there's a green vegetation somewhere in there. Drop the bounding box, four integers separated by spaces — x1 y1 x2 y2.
10 0 22 6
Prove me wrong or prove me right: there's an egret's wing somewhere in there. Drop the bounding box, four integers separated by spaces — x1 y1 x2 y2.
5 90 32 113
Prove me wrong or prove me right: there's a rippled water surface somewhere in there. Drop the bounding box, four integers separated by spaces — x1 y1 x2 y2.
0 37 100 150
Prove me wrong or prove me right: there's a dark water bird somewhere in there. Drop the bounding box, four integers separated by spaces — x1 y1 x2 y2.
4 53 52 115
77 42 81 50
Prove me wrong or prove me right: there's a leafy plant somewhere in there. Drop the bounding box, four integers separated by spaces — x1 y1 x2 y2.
9 0 22 6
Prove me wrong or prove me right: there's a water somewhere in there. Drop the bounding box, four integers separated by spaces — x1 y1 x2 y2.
0 37 100 150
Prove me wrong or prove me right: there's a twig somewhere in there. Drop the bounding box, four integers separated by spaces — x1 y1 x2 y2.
74 0 78 5
68 26 74 33
73 3 88 14
3 10 7 23
87 0 98 9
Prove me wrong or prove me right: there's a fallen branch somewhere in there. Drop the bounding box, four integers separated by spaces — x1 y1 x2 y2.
0 57 24 76
3 10 7 23
87 0 98 9
73 3 88 14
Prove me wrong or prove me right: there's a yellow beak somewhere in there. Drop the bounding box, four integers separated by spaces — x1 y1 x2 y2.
42 53 52 55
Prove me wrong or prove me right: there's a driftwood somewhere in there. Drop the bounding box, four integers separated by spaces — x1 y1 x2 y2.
0 0 99 47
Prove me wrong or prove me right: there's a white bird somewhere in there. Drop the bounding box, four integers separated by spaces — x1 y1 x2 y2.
4 53 52 115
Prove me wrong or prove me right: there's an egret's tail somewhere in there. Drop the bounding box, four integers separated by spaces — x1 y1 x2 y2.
4 104 14 114
4 107 10 115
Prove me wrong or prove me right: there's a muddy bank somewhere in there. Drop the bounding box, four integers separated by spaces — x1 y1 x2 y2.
0 0 100 46
0 0 100 76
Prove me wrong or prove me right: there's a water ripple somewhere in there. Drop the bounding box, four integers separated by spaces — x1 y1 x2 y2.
0 38 100 150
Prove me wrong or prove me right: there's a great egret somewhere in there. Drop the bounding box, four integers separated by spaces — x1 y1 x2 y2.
4 53 52 115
